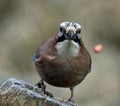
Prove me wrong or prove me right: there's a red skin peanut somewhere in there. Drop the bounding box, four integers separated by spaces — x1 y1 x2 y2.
93 44 103 53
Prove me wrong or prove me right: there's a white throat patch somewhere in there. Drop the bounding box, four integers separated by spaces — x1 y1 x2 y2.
56 40 80 59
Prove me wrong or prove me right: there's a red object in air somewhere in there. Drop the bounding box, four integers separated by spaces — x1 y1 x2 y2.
94 44 103 53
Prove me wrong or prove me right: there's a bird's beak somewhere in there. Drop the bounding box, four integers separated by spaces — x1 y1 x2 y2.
65 30 75 40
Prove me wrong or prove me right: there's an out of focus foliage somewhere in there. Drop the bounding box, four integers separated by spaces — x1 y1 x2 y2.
0 0 120 106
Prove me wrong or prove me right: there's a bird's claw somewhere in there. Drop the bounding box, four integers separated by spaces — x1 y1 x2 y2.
67 98 74 103
35 81 53 97
45 90 53 98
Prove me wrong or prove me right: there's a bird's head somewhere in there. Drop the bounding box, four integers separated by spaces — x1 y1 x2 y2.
56 22 82 59
57 21 82 44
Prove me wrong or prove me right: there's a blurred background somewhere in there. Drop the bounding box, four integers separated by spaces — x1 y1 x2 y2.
0 0 120 105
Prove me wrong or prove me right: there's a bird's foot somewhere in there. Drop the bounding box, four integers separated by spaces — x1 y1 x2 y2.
64 98 76 106
35 81 53 97
44 90 53 98
66 97 74 103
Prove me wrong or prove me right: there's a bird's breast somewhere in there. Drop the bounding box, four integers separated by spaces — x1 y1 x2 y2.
56 40 80 59
37 56 88 87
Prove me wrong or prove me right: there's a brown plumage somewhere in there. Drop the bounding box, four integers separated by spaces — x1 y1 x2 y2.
33 22 91 102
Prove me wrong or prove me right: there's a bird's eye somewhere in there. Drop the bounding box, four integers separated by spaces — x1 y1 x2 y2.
59 27 64 32
77 29 81 33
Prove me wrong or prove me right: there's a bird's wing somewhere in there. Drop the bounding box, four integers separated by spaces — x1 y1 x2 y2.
88 56 92 72
79 39 92 73
32 36 57 63
32 47 41 62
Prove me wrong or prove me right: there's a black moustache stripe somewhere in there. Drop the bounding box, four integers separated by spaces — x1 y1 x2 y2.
57 35 81 46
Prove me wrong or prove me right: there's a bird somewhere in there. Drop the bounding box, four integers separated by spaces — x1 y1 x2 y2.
33 21 92 102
